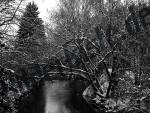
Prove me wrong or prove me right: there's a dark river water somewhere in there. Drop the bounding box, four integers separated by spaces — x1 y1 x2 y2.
17 80 94 113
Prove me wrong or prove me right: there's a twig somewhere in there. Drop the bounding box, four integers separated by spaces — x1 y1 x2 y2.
0 0 23 26
85 38 100 51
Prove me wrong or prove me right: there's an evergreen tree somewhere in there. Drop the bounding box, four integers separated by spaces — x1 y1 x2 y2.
16 2 46 60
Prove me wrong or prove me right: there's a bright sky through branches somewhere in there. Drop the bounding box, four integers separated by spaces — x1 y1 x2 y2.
26 0 149 22
27 0 59 21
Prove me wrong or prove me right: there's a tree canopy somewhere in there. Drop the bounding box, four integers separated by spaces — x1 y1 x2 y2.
16 1 46 60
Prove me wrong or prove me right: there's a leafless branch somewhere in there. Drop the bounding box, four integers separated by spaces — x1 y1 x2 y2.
47 71 89 80
0 0 23 26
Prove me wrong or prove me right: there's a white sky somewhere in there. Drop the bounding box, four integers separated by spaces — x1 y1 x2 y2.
27 0 59 21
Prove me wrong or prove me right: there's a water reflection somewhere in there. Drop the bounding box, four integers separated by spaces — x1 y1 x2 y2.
44 81 72 113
